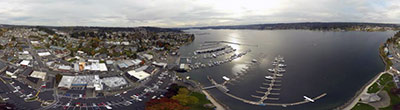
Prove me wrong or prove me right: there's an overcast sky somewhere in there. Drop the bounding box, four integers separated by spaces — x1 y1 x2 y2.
0 0 399 27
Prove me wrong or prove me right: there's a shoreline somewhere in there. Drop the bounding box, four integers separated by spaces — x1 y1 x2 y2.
337 71 386 110
337 43 390 110
202 90 229 110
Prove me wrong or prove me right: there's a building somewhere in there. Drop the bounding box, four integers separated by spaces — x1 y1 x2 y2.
29 71 47 81
142 54 153 60
117 59 141 69
5 67 18 78
101 77 128 88
58 76 75 89
126 70 150 82
58 65 72 71
152 61 167 68
38 52 51 57
58 75 103 91
19 60 30 66
360 93 381 103
19 67 33 78
0 62 7 73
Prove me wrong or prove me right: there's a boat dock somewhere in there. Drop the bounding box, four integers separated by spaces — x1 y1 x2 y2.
204 76 327 107
202 55 327 107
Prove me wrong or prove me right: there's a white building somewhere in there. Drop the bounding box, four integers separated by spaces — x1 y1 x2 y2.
38 52 51 57
126 70 150 82
30 71 47 81
20 60 30 66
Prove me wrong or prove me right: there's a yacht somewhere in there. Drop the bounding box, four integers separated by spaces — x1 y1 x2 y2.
265 76 274 80
278 64 286 68
277 68 286 73
268 68 275 72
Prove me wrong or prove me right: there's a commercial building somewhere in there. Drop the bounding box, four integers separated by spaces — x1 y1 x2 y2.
58 75 103 91
126 70 150 82
152 61 167 68
142 54 153 60
38 52 51 57
29 71 47 81
0 62 7 73
101 77 128 88
19 60 30 66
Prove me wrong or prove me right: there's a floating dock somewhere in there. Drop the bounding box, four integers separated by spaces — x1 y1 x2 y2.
202 55 327 107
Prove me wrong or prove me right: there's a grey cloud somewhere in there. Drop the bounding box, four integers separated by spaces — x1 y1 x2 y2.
0 0 398 27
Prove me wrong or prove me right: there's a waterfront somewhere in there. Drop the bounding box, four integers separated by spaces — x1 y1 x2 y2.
178 29 395 110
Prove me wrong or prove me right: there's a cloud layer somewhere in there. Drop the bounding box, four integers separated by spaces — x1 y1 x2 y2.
0 0 399 27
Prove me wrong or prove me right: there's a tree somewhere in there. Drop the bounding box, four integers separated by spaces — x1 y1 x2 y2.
146 98 189 110
55 74 63 84
171 88 199 105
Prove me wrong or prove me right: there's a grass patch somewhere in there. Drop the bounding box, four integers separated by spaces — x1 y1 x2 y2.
351 103 375 110
25 96 38 102
188 92 214 110
67 58 77 63
378 74 393 85
33 46 42 49
368 83 380 93
378 74 400 110
368 73 392 93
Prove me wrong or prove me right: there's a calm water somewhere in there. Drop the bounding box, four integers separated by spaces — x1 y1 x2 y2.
178 29 395 110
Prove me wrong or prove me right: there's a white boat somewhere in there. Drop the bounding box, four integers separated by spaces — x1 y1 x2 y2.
222 76 230 81
278 64 286 67
272 61 278 65
268 69 275 72
276 74 283 77
277 68 286 73
304 96 315 102
252 59 257 62
265 76 274 79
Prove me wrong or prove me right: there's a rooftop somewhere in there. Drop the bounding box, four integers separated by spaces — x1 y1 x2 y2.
30 71 47 80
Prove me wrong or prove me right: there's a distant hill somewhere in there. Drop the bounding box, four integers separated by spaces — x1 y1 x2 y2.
0 24 182 33
175 22 400 31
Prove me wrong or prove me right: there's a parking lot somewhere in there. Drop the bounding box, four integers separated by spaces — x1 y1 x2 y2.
49 70 175 110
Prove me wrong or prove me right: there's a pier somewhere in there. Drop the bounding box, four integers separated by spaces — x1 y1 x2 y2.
204 76 327 107
202 55 327 107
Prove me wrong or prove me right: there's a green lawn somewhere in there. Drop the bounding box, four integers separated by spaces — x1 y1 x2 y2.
188 92 214 110
33 46 42 49
351 103 375 110
368 73 392 93
368 83 380 93
67 58 78 62
378 74 400 110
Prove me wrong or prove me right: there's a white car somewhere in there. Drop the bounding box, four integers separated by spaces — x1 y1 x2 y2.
105 105 112 109
2 97 9 101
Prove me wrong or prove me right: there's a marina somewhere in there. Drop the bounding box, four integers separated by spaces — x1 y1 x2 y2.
202 55 327 107
180 29 391 110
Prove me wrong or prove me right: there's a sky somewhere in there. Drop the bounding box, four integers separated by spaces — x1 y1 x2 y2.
0 0 399 27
